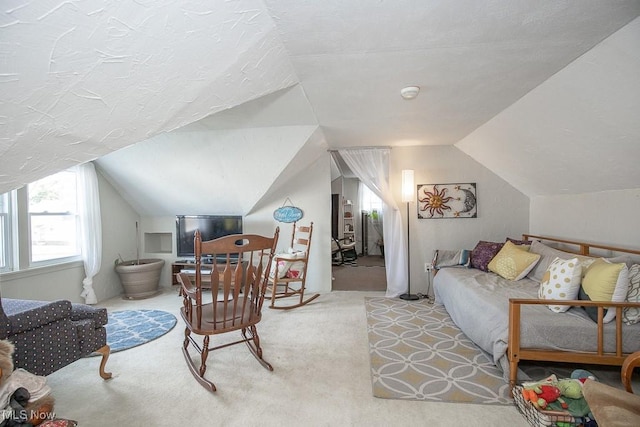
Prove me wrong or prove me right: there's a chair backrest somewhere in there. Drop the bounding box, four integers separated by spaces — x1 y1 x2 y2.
180 228 279 331
290 222 312 253
287 222 313 278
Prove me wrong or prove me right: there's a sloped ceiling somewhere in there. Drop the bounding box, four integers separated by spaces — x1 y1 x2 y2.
457 18 640 196
0 0 297 193
2 1 640 206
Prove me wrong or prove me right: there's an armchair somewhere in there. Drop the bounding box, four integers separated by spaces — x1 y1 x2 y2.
0 296 111 379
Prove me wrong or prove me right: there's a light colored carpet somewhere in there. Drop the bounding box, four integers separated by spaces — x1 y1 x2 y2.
366 297 512 405
46 289 529 426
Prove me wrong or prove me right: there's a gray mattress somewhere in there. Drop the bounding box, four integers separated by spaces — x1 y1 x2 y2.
433 267 640 379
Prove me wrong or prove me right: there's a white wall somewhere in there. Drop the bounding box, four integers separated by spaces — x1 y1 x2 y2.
244 155 333 294
391 146 530 296
531 189 640 249
132 154 333 295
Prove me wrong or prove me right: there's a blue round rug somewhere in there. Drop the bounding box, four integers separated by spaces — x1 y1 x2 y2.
106 309 177 353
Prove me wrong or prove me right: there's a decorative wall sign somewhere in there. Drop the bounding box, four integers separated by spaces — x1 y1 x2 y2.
273 198 303 223
417 183 477 219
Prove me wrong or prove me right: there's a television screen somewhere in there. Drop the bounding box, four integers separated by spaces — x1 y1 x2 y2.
176 215 243 258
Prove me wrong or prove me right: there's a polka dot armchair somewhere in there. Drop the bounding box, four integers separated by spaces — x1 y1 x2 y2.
0 297 111 379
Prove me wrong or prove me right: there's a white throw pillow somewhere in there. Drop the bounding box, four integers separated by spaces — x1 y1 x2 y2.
269 251 296 279
538 257 582 313
285 251 307 279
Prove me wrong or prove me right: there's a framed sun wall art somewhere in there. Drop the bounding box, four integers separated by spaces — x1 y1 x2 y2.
417 183 477 219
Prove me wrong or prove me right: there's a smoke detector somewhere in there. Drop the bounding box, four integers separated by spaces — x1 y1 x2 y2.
400 86 420 100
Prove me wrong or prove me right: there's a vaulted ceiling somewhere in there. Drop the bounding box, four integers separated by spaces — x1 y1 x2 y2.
2 1 639 212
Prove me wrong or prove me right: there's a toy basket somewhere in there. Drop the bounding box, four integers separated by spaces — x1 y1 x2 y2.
513 385 582 427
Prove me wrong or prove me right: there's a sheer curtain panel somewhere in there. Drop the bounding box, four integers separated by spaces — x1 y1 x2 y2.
338 148 407 297
77 162 102 304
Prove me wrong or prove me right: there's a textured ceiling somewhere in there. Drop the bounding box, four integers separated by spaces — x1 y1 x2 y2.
1 0 639 204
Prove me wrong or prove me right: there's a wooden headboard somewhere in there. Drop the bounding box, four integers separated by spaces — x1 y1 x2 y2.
522 234 640 258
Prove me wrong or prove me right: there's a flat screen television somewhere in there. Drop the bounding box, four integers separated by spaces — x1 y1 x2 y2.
176 215 243 259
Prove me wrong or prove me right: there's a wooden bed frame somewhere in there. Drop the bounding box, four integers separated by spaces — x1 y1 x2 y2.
508 234 640 388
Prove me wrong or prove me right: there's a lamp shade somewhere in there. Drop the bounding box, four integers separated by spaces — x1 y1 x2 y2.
401 169 414 203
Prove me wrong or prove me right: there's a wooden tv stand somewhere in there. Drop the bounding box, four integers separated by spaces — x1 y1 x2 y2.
171 262 213 287
171 259 244 288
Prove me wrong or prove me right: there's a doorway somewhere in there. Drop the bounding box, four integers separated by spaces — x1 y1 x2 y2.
330 180 386 292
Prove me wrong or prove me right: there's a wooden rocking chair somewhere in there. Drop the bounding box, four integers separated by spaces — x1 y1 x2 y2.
177 228 279 392
267 222 320 310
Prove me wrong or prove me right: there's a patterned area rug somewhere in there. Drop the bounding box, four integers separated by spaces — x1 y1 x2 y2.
106 309 177 353
365 297 512 405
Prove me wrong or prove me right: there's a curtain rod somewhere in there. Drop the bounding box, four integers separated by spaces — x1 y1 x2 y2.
327 146 392 152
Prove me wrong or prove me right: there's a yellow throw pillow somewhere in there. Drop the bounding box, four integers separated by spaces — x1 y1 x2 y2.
488 241 541 281
582 259 626 301
538 257 582 313
582 258 629 323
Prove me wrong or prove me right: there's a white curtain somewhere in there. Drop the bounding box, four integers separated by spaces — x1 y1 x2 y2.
77 162 101 304
338 148 407 297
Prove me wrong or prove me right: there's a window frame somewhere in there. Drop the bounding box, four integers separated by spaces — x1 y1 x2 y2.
0 168 84 274
0 191 16 273
27 169 82 267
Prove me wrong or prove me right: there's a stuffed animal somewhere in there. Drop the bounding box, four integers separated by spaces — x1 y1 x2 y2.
522 374 559 408
557 378 583 399
535 384 567 409
0 340 55 426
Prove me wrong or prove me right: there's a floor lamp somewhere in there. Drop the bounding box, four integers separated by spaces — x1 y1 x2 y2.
400 169 419 301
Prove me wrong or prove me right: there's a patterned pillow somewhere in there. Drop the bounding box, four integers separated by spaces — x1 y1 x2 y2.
488 241 540 281
582 258 629 323
506 237 532 246
623 264 640 325
470 241 504 272
538 257 582 313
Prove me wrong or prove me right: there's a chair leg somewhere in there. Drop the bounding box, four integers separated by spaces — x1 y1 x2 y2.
95 345 112 380
242 326 273 371
269 282 278 308
182 328 217 392
270 292 319 310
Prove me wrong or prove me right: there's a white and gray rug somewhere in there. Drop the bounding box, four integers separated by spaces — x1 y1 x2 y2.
365 297 513 405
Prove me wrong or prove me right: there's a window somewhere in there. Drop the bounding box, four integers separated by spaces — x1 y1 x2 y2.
28 170 80 264
0 192 11 271
361 184 383 217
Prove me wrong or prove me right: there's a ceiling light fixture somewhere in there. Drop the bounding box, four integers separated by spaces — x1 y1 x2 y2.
400 86 420 100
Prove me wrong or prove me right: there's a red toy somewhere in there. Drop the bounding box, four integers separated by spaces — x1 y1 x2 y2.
536 385 568 409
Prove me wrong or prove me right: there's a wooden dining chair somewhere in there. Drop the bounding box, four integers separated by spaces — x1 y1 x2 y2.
266 222 319 309
177 228 279 392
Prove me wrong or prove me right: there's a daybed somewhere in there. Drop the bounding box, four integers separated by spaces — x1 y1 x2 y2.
0 297 111 379
433 235 640 387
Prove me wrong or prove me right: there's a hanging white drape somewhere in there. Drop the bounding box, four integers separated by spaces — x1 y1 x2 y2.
338 148 407 297
77 162 102 304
